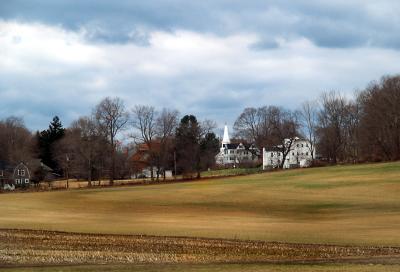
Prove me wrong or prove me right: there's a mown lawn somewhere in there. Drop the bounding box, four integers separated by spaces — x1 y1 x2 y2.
0 162 400 245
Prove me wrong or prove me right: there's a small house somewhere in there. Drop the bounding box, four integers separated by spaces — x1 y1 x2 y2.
0 161 31 189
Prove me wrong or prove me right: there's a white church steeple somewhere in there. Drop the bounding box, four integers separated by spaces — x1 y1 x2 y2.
222 124 230 145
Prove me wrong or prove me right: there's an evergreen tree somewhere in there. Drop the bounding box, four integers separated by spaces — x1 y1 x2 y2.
200 132 220 169
37 116 65 171
175 115 201 178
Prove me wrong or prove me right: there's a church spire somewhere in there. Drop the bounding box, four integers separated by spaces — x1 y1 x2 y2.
222 124 230 144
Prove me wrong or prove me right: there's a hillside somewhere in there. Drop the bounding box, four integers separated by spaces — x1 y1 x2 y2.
1 162 400 246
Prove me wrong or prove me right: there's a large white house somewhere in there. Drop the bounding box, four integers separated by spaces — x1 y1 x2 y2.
215 125 259 166
262 138 315 170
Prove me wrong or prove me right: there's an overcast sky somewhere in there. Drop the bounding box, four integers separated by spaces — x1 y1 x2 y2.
1 1 400 133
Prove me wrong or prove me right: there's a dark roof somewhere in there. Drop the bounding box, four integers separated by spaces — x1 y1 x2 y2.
224 143 258 150
0 160 15 171
0 160 9 169
264 146 282 152
225 143 240 149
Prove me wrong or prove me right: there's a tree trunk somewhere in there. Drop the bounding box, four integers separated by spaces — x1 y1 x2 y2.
88 158 92 187
110 138 115 186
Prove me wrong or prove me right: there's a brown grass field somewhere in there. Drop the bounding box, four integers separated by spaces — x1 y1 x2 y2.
1 161 400 270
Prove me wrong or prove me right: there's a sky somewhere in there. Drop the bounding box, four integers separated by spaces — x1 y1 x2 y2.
1 1 400 133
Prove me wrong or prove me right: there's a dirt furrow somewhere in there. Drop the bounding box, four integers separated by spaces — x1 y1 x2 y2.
1 229 400 266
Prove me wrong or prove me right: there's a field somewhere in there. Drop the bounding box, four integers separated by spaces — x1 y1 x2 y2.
1 162 400 245
1 162 400 269
3 263 400 272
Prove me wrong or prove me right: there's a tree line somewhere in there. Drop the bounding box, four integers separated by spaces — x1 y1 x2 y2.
0 98 220 184
0 74 399 184
234 75 400 165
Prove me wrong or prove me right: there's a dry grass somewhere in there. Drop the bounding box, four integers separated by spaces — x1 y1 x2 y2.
1 162 400 246
1 229 400 267
3 264 400 272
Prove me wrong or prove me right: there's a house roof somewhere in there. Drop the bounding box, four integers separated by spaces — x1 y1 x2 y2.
0 160 11 170
263 137 310 152
130 141 163 171
224 143 257 150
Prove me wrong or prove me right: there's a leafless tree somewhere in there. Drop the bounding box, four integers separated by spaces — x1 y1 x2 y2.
299 100 318 160
156 108 179 180
53 130 75 188
0 117 34 164
233 107 262 145
342 101 361 163
131 105 158 180
268 107 300 168
95 97 129 185
358 75 400 161
317 91 349 163
200 119 217 136
70 116 109 185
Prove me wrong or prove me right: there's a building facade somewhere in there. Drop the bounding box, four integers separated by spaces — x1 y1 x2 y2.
215 125 259 166
0 162 31 189
263 138 315 170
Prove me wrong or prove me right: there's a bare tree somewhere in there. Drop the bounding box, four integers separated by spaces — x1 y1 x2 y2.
0 117 34 164
53 131 75 188
95 97 129 185
233 107 262 145
317 91 348 163
70 116 107 185
299 100 318 160
268 107 300 168
131 105 158 180
358 75 400 161
156 109 179 180
200 119 217 136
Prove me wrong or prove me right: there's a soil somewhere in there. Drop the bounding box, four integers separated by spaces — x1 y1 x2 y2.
1 229 400 267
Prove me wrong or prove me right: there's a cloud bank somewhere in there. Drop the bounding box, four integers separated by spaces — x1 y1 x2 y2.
1 1 400 131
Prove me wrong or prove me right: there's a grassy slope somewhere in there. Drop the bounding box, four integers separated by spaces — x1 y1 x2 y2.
0 162 400 245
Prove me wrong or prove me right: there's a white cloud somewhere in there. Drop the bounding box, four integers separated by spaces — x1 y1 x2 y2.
1 20 400 130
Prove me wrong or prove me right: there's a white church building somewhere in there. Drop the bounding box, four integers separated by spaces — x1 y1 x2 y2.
215 125 260 166
262 138 315 170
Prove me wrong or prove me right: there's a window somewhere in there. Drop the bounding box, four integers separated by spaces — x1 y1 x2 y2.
306 152 309 156
0 170 3 177
270 160 273 164
292 152 295 156
301 144 304 147
224 150 227 155
15 179 20 184
306 143 309 147
297 144 299 147
18 169 25 176
271 153 273 157
25 179 29 184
